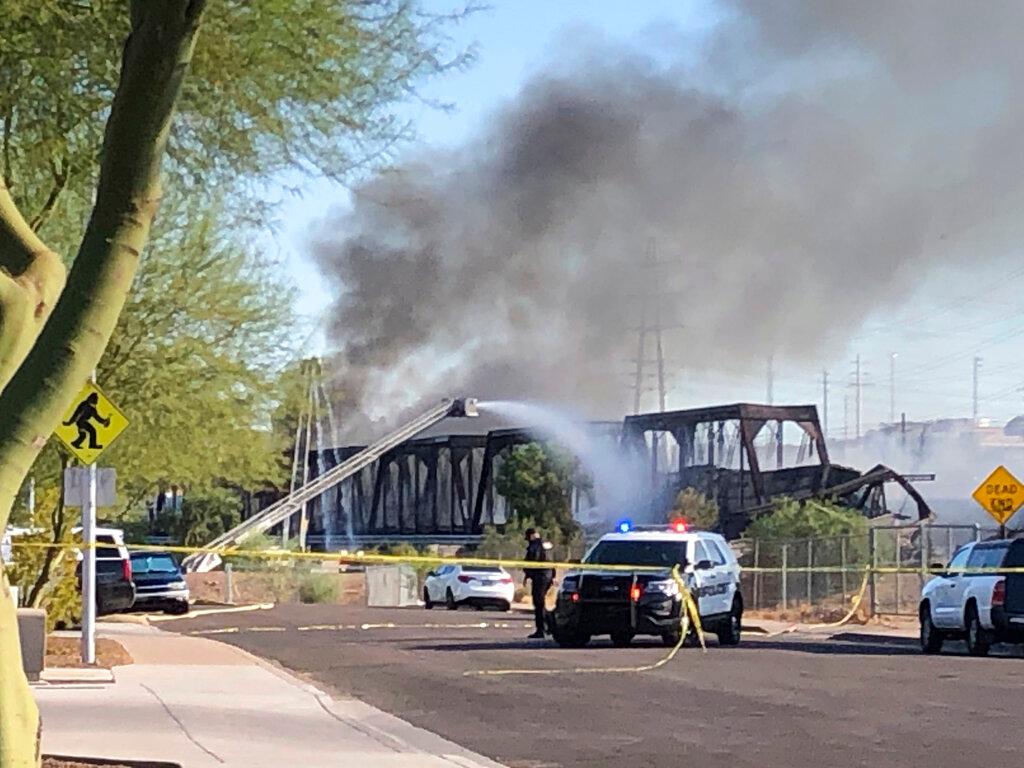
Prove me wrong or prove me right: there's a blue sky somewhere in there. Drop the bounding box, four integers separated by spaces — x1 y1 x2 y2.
266 1 1024 435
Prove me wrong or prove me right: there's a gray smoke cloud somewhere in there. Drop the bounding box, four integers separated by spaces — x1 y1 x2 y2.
312 0 1024 423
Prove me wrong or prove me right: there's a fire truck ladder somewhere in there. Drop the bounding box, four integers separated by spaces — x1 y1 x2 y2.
182 397 478 572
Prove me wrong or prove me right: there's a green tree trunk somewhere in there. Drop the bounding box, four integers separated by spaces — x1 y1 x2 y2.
0 3 205 765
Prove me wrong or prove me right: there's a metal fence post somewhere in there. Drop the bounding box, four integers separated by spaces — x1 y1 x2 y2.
806 538 813 604
781 544 789 610
895 530 902 614
947 526 954 561
868 528 877 616
225 562 234 605
753 539 761 611
841 536 848 604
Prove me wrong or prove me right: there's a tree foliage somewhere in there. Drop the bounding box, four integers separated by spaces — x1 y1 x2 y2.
6 485 80 632
0 0 474 231
668 488 719 531
95 203 296 514
159 488 241 547
494 443 581 541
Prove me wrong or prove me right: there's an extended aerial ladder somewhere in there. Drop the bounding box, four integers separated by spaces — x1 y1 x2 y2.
182 397 479 572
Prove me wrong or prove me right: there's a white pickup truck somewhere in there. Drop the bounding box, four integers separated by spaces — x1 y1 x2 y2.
919 538 1024 656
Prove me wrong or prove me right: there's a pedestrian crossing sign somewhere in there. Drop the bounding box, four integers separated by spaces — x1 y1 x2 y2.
53 382 129 465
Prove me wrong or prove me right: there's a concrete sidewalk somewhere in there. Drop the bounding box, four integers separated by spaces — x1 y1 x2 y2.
34 624 505 768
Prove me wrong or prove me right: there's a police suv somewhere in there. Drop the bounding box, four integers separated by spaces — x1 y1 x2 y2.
549 522 743 648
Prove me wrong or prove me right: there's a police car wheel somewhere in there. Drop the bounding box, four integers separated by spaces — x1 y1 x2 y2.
610 630 633 647
717 600 742 646
423 588 434 610
553 630 590 648
445 588 458 610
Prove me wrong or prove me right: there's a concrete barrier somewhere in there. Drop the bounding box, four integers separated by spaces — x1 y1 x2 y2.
366 565 419 607
17 608 46 681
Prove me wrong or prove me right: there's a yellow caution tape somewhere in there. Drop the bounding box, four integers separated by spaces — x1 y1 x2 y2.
14 539 1024 575
758 569 871 638
465 565 705 678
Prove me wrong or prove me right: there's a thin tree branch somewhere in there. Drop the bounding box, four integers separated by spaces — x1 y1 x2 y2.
27 158 70 232
1 111 12 192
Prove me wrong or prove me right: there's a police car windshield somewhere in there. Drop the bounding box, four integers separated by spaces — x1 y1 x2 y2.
584 540 688 568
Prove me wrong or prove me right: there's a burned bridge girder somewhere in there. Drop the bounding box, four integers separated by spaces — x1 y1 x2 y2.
293 402 930 545
622 402 928 538
305 435 493 542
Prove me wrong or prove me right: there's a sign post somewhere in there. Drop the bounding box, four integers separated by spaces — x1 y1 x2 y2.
54 380 129 664
971 465 1024 538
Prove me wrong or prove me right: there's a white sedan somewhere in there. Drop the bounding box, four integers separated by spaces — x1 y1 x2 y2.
423 564 514 611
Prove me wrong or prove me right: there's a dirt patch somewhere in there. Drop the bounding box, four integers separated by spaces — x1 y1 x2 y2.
746 601 870 625
46 636 133 669
185 569 366 606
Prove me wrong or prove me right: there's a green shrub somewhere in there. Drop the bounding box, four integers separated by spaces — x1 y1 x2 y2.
297 573 337 604
669 488 719 531
746 498 868 541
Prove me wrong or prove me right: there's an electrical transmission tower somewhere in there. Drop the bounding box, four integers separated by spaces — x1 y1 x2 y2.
629 239 681 414
848 354 872 440
973 356 982 423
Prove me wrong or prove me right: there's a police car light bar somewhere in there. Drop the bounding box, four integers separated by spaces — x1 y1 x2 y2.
613 521 691 533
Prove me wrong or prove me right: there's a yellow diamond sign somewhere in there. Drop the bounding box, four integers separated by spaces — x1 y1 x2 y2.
972 465 1024 526
53 382 129 465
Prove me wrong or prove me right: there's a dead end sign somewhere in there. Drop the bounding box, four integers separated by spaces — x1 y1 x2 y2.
972 465 1024 526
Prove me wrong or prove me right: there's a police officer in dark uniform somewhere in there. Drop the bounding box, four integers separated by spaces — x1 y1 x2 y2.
523 527 553 639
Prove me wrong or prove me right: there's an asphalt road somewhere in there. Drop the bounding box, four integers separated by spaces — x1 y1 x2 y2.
169 605 1024 768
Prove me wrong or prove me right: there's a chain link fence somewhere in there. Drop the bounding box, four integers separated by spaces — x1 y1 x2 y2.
736 523 1001 617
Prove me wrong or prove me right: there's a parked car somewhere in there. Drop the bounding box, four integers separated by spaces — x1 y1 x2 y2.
423 564 514 611
549 523 743 648
74 527 135 615
919 538 1024 656
129 551 190 615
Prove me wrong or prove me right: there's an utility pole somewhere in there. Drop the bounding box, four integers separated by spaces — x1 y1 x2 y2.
973 356 982 423
767 355 774 404
822 369 829 437
889 352 897 424
843 393 849 443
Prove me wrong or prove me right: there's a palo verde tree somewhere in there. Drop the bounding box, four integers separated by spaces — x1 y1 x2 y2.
0 3 469 762
0 5 208 764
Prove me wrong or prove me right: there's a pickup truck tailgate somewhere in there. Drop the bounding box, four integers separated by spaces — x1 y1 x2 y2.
1002 539 1024 616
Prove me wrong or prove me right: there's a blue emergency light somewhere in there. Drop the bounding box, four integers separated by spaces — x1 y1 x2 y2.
616 519 633 533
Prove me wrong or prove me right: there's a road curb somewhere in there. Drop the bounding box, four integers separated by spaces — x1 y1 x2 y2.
829 631 918 646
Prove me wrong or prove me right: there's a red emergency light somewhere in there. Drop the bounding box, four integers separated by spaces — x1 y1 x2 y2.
670 519 688 533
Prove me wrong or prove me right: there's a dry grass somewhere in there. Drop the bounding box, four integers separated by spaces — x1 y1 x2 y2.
46 636 133 669
185 570 365 606
746 601 871 625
